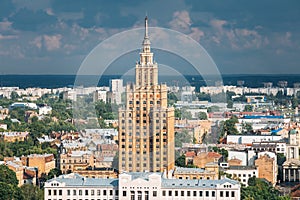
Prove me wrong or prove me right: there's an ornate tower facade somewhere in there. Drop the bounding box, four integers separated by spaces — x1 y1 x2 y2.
118 17 175 173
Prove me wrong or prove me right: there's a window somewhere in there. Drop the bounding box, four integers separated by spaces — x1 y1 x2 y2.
91 190 94 195
162 190 166 196
103 190 107 195
193 191 197 196
54 190 57 195
67 190 70 195
48 190 51 195
231 191 235 197
123 191 127 196
145 191 149 200
181 191 184 196
97 190 100 195
212 191 215 197
79 190 82 195
168 191 172 196
153 191 157 197
175 191 178 196
131 191 135 200
73 190 76 195
85 190 88 195
199 191 203 197
226 191 229 197
187 191 190 196
110 190 113 196
205 191 209 197
220 191 224 197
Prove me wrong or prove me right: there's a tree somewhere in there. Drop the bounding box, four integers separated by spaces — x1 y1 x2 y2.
220 116 239 138
0 165 18 186
10 91 20 100
20 184 43 200
242 123 253 133
167 92 178 105
244 105 253 112
291 97 298 109
175 130 192 147
241 177 290 200
175 154 186 167
227 100 233 108
112 152 119 170
197 112 208 120
47 168 62 180
0 182 16 200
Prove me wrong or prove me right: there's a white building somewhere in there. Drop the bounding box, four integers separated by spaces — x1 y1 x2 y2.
93 90 107 103
224 166 258 186
228 150 256 166
227 135 282 145
109 79 123 105
39 106 52 115
44 172 241 200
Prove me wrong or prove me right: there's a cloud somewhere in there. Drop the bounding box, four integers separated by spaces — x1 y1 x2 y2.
168 10 205 42
0 34 18 40
0 20 13 31
189 27 204 42
43 34 62 51
210 19 227 31
31 36 42 49
169 10 191 33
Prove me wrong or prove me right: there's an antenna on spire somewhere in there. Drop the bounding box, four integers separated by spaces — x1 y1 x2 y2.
144 15 149 39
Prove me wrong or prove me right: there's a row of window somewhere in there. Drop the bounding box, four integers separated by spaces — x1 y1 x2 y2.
162 190 235 198
48 189 236 198
48 189 117 196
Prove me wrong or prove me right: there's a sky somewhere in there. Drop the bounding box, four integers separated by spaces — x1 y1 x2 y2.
0 0 299 75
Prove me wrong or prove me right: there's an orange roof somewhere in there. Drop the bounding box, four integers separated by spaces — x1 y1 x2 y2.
207 152 222 158
185 151 195 157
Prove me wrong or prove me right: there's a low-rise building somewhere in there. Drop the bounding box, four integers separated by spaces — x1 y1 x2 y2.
173 166 218 180
255 153 277 186
22 154 55 177
224 166 258 186
59 151 94 174
0 131 29 142
44 172 241 200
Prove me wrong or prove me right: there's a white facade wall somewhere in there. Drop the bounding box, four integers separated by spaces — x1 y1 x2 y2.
225 167 258 186
44 173 241 200
227 135 282 144
228 151 248 166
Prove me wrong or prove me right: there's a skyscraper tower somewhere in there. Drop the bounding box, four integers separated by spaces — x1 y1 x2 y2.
118 16 175 173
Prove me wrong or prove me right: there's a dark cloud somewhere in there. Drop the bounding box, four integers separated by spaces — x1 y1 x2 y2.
0 0 15 19
9 8 57 31
0 0 300 74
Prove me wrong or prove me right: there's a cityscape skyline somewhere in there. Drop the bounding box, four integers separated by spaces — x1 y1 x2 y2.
0 0 300 75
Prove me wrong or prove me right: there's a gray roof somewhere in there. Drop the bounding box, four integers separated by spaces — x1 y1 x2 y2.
174 167 205 174
47 173 239 189
226 166 257 170
162 178 239 189
47 173 118 187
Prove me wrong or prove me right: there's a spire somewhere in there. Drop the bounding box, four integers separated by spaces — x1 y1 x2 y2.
142 16 150 46
144 16 149 39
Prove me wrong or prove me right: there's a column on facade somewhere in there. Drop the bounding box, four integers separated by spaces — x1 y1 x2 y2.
288 169 291 182
294 169 296 182
283 168 285 182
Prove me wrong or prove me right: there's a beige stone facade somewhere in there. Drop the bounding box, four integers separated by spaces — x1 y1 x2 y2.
118 17 175 173
23 154 55 177
173 166 218 180
60 151 94 174
255 154 277 186
74 167 118 179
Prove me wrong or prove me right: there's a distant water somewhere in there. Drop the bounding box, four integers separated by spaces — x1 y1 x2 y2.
0 74 300 89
